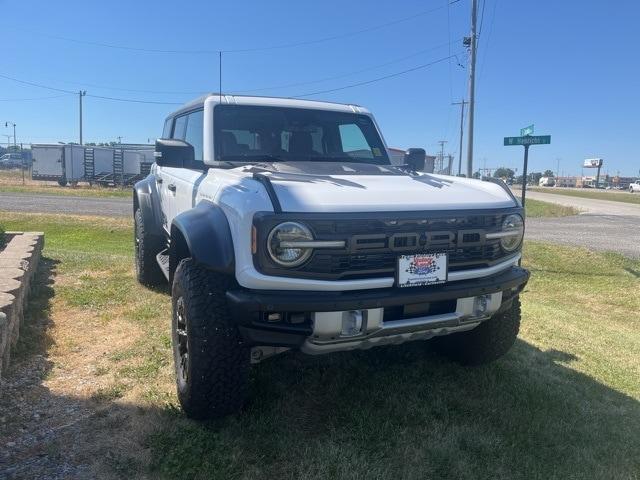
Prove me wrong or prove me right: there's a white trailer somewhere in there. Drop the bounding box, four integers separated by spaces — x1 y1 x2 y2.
31 144 86 185
31 144 154 186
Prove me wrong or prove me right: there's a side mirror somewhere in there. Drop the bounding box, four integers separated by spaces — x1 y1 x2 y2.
154 138 194 167
403 148 426 172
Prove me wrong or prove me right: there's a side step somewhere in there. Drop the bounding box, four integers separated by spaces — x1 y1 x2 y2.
156 250 170 281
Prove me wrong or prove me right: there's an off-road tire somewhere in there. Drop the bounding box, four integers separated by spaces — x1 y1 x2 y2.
134 208 164 286
433 297 521 365
171 259 250 419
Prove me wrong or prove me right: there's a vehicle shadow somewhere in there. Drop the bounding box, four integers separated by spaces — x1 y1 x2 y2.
2 269 639 479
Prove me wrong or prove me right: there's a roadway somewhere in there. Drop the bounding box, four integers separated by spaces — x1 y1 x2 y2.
521 190 640 259
1 189 638 259
0 192 130 218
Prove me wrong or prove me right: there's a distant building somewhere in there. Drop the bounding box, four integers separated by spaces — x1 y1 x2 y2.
611 176 636 188
556 176 579 188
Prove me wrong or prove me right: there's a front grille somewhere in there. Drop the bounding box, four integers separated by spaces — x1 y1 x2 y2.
308 242 503 279
254 210 520 281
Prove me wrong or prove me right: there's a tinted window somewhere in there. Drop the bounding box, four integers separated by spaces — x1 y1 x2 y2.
214 105 389 164
339 123 374 159
162 118 172 138
172 115 187 140
184 110 204 162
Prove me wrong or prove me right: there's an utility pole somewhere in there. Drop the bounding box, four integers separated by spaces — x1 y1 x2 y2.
464 0 478 178
78 90 86 145
452 99 468 175
5 122 16 150
556 157 561 179
438 140 447 174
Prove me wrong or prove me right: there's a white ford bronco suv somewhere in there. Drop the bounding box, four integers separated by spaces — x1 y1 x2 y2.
134 94 529 419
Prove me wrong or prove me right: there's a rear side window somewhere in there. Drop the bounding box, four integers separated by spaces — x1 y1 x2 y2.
172 115 188 140
162 118 172 138
184 110 204 162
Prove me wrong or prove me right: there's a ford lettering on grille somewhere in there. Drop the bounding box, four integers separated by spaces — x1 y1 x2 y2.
350 229 486 253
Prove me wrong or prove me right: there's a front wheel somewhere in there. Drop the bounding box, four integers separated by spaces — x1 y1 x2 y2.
134 208 164 286
172 259 250 419
433 297 521 365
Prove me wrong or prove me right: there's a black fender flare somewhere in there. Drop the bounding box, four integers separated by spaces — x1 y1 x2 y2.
170 200 235 280
133 175 164 238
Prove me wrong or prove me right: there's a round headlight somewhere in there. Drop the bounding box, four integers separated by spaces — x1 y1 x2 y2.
267 222 314 267
500 214 524 252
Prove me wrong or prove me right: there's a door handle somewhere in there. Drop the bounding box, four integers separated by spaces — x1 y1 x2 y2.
168 184 176 192
156 177 163 184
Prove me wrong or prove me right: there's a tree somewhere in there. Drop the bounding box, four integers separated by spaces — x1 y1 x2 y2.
472 171 481 179
528 172 543 185
543 169 555 177
494 167 515 179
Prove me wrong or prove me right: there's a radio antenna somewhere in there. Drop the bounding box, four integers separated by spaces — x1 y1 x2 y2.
219 51 222 104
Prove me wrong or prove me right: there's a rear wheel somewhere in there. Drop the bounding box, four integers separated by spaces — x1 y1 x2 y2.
134 208 164 286
172 259 250 419
433 297 521 365
57 178 67 187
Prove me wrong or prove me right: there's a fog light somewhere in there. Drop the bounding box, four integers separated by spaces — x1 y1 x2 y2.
341 310 363 337
473 295 490 315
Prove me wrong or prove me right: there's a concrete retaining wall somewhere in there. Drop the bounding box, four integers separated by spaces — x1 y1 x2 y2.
0 232 44 378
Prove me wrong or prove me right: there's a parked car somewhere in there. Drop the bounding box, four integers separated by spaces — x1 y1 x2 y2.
134 94 529 419
0 153 24 169
629 180 640 193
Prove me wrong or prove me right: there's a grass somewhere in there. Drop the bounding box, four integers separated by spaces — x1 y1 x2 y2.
530 186 640 205
0 169 131 198
524 198 579 218
1 212 639 479
0 183 131 198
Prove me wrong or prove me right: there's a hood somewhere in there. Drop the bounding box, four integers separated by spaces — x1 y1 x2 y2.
240 162 517 213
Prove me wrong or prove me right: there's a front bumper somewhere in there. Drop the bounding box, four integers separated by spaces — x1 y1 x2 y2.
227 266 529 350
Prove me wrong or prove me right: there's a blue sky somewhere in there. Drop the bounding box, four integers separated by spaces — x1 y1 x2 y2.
1 0 639 176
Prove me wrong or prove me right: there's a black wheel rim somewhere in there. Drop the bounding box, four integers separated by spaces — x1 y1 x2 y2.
175 296 189 384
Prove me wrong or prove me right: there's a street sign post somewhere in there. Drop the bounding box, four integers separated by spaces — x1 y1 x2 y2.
520 124 534 137
504 134 551 206
503 135 550 146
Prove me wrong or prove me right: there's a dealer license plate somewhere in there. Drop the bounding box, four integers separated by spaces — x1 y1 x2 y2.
397 253 448 288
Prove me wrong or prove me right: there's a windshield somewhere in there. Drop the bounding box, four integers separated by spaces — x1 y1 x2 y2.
214 105 389 165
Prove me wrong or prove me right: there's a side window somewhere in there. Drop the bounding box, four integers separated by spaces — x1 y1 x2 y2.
184 110 204 163
172 115 187 140
338 124 373 159
162 118 172 138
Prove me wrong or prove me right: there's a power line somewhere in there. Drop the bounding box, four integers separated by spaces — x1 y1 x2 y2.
23 1 461 55
0 73 183 105
0 94 73 102
234 39 462 94
35 77 207 95
477 0 498 88
227 2 460 53
293 53 461 97
478 0 487 36
85 93 182 105
0 73 75 94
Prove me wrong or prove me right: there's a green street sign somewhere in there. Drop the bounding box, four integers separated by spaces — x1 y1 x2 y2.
520 124 534 136
504 135 551 146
